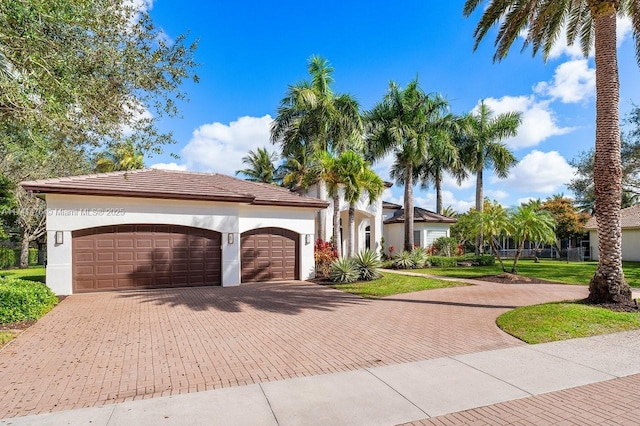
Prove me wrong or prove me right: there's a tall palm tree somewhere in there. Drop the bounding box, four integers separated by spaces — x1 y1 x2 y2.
271 55 363 240
334 151 385 256
366 79 450 251
442 205 458 218
235 147 279 184
278 144 314 189
311 150 343 257
509 204 556 274
463 0 636 303
93 139 144 173
458 101 520 254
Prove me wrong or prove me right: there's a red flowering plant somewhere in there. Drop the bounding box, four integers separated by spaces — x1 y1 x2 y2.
314 238 338 277
388 245 395 257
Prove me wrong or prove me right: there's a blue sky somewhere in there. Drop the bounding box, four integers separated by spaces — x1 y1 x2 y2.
143 0 640 213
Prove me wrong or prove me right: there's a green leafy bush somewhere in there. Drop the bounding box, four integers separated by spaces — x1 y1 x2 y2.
457 254 496 266
410 247 429 268
0 278 58 324
0 249 15 269
428 256 458 267
354 249 382 281
430 237 461 257
29 248 39 266
393 251 415 269
329 258 360 283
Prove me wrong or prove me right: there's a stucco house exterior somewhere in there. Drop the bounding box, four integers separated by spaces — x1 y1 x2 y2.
382 202 456 254
585 204 640 261
21 169 328 295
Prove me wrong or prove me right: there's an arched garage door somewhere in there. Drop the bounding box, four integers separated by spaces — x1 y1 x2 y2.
72 224 221 293
241 227 298 282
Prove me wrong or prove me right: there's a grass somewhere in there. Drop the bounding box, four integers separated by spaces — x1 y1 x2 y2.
330 271 469 298
496 302 640 344
0 331 19 348
413 259 640 288
0 266 46 283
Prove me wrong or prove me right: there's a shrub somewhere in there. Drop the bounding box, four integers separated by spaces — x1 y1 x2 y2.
0 278 58 324
314 239 338 278
457 254 496 266
393 251 415 269
410 247 429 268
428 256 458 267
29 248 39 266
430 237 462 257
0 249 15 269
354 249 382 281
329 257 360 283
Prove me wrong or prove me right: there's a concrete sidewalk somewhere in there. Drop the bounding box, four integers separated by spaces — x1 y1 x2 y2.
2 330 639 426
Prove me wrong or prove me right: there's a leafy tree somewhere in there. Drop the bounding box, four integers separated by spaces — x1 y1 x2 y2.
509 204 556 274
458 101 520 254
366 79 450 251
235 147 280 184
541 195 591 255
463 0 637 304
333 151 385 257
1 0 198 155
309 150 343 257
278 145 315 189
271 56 363 239
472 200 511 272
94 140 145 173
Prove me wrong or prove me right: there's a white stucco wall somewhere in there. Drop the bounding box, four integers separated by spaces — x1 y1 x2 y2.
45 194 317 294
590 228 640 261
382 222 451 254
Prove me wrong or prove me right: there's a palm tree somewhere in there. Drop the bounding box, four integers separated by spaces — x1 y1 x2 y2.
458 101 520 254
334 151 385 256
278 144 314 189
93 140 144 172
463 0 636 303
442 205 458 218
509 204 556 274
235 147 279 184
271 55 363 240
311 150 343 257
366 79 450 251
472 200 510 272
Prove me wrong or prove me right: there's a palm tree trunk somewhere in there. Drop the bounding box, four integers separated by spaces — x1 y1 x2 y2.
348 204 356 257
511 240 525 274
435 175 443 215
588 7 632 304
404 166 414 252
488 237 506 272
317 179 327 242
332 193 341 258
475 168 484 255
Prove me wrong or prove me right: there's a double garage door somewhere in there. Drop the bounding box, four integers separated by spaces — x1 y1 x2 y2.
72 225 298 292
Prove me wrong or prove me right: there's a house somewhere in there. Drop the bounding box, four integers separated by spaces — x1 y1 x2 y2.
382 203 456 254
585 205 640 261
21 169 328 295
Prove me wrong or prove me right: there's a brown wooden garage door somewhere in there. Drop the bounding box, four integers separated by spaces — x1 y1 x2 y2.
241 227 298 282
72 225 221 293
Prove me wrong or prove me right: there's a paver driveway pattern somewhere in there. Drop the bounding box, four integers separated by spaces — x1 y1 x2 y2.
0 279 586 419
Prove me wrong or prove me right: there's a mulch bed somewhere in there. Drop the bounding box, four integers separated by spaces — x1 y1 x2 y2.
0 320 35 332
577 298 640 313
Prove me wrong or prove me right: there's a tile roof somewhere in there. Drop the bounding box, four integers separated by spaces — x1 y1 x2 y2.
21 169 329 209
383 206 457 224
382 201 402 210
584 204 640 230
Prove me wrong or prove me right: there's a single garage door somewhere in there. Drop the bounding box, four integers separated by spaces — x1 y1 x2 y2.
241 227 298 282
72 224 221 293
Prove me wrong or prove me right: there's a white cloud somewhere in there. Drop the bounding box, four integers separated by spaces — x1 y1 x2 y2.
485 189 509 200
517 196 537 206
150 162 187 171
534 59 595 103
545 16 632 59
495 150 576 193
443 172 474 190
482 96 573 149
181 115 275 175
370 152 396 183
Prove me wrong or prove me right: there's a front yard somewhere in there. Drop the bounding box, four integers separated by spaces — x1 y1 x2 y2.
329 271 468 298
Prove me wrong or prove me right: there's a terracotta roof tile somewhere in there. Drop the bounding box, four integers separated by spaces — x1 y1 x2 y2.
383 206 456 224
20 169 329 209
584 204 640 230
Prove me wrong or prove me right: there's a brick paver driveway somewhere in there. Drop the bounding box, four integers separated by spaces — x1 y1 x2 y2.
0 279 586 419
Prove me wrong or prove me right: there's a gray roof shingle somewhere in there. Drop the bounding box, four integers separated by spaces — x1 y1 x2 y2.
584 204 640 230
383 206 456 224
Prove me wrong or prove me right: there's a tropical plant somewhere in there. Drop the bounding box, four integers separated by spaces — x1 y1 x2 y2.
367 79 451 251
329 257 360 283
409 246 429 268
279 144 315 189
393 250 416 270
235 147 280 184
458 101 520 254
353 249 382 281
271 56 363 241
442 205 459 218
431 236 461 257
93 140 145 173
509 205 556 274
471 200 511 272
463 0 636 304
314 238 338 278
541 195 591 256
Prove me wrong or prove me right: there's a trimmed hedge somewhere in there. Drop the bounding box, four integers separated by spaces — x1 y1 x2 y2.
0 278 58 324
0 249 15 269
428 256 458 267
458 254 496 266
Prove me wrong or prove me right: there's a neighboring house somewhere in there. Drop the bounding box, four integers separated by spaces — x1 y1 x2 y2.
585 204 640 261
21 169 328 295
382 204 456 254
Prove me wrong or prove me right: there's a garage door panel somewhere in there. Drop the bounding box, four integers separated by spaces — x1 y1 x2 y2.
241 227 298 282
73 225 221 292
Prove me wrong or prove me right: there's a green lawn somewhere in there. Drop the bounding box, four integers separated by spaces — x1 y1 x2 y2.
497 302 640 344
413 259 640 288
0 266 46 283
330 271 469 298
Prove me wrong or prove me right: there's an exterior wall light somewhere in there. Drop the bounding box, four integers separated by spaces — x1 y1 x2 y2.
55 231 64 245
228 233 234 244
305 234 311 245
